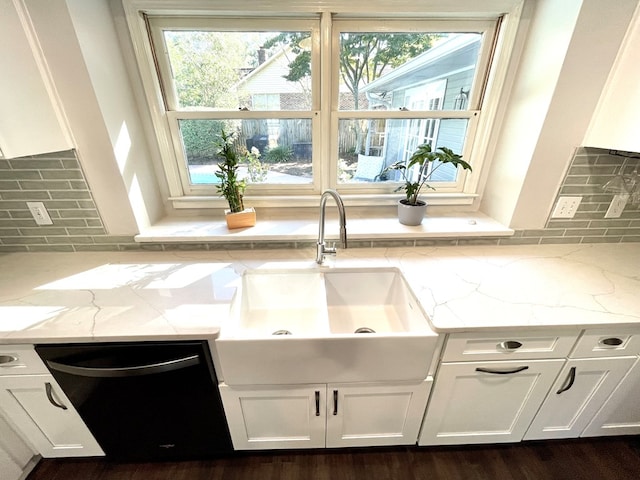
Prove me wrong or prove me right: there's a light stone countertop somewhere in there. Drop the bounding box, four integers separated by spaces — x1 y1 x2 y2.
0 243 639 344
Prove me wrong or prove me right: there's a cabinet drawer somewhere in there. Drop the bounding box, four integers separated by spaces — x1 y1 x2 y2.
571 327 640 358
442 330 579 362
0 345 48 376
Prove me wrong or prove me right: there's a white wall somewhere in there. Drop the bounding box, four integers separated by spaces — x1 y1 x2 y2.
66 0 165 231
23 0 165 235
584 2 640 153
482 0 639 229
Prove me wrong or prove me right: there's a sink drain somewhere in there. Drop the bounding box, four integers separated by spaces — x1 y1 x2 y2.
354 327 375 334
272 330 292 335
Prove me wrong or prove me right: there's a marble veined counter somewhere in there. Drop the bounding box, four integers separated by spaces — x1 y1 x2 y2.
0 243 639 343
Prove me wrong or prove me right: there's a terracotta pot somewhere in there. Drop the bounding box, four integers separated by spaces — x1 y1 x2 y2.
397 200 426 226
225 207 256 229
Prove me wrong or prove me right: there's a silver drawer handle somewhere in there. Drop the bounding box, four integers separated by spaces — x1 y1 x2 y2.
0 355 19 365
499 341 523 351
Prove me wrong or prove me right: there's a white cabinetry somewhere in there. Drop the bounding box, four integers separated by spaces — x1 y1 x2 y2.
220 380 432 450
582 357 640 437
579 328 640 437
419 359 564 445
525 327 640 440
0 345 104 458
583 2 640 152
326 381 431 448
0 415 34 480
523 356 635 440
219 384 326 450
0 0 71 159
419 330 578 446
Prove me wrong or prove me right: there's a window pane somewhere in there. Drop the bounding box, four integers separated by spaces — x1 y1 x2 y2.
164 31 312 111
178 119 313 185
338 118 468 184
339 33 482 111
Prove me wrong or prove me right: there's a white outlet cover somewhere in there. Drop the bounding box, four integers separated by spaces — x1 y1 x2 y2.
551 196 582 218
26 201 53 225
605 194 629 218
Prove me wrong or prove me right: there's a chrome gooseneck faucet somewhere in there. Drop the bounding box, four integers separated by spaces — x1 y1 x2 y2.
316 189 347 264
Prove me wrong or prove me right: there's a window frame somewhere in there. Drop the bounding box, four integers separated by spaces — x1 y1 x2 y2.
148 16 322 197
122 0 525 211
330 19 497 196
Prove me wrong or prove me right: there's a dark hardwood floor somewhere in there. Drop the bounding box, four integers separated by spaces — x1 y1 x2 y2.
26 437 640 480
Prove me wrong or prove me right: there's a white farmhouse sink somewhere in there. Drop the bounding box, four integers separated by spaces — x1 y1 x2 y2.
231 270 329 337
324 269 428 334
215 267 439 385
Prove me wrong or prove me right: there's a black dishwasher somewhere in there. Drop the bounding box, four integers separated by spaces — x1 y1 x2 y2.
35 341 232 461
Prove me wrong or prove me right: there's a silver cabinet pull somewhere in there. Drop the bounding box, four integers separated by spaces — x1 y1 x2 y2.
600 337 624 347
499 341 523 351
476 366 529 375
0 355 18 365
46 354 200 378
315 391 320 416
556 366 577 394
333 390 338 415
45 382 68 410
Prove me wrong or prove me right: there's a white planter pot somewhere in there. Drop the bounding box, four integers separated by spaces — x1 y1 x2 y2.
397 200 426 226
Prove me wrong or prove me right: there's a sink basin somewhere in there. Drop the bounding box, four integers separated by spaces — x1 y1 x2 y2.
231 270 329 337
324 269 427 334
216 267 439 385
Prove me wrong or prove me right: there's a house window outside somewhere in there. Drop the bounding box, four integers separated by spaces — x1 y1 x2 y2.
141 13 499 205
334 26 492 193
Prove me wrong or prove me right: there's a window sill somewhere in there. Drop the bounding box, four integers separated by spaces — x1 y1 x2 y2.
134 208 513 244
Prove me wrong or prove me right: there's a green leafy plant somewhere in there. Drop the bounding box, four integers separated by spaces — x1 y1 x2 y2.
380 144 472 206
264 145 293 163
215 130 247 213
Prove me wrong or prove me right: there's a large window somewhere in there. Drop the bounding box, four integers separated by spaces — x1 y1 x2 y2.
148 17 320 196
136 9 501 208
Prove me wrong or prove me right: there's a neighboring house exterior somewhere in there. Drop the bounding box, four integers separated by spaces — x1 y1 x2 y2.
235 47 367 157
361 34 481 182
234 48 311 153
234 35 479 174
236 48 312 111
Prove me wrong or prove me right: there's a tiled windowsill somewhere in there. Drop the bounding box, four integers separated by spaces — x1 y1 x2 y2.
134 209 514 245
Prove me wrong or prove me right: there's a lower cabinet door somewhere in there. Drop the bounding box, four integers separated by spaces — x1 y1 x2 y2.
0 375 104 458
524 356 636 440
219 384 326 450
326 379 432 448
582 357 640 437
0 415 35 480
419 359 565 446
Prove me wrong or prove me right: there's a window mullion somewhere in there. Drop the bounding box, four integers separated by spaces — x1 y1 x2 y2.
320 11 334 191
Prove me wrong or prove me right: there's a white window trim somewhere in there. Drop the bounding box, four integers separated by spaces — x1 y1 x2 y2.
122 0 526 211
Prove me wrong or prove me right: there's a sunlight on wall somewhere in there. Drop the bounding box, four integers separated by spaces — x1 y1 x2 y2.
114 121 132 173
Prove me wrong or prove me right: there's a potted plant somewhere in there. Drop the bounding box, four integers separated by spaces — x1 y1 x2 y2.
381 143 472 226
215 130 256 229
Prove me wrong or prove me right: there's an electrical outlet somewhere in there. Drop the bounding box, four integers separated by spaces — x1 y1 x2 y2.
551 196 582 218
26 202 53 225
604 194 629 218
